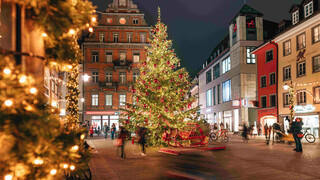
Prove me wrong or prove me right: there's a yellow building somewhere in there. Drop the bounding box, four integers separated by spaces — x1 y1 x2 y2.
275 0 320 138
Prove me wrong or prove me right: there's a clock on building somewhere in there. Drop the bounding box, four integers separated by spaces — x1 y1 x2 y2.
119 0 126 6
119 17 126 25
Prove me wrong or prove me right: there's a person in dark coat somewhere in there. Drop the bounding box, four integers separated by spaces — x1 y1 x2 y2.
242 122 249 143
291 118 304 152
111 123 116 140
118 126 128 158
103 123 110 139
138 127 147 156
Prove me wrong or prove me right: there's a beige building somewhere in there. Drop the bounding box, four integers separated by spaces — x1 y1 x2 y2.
276 0 320 137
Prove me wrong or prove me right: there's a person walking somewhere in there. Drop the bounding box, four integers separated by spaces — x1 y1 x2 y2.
111 123 116 140
242 122 249 143
103 123 110 139
89 125 94 138
138 127 147 156
291 118 304 152
118 126 128 158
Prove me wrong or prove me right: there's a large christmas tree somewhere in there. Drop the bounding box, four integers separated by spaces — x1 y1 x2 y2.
121 8 199 146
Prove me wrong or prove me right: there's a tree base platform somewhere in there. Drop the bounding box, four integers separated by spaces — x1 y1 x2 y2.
158 146 225 155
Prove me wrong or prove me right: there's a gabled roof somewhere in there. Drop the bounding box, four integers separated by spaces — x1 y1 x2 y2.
289 4 300 13
230 4 263 23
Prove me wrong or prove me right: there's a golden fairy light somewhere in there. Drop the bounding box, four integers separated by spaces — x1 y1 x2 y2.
30 88 37 94
88 27 93 32
63 164 69 169
69 29 75 35
50 169 57 175
91 17 96 22
3 68 11 75
4 174 13 180
51 101 57 107
33 158 44 165
70 145 79 152
19 75 27 84
67 65 72 69
80 134 85 140
42 33 48 37
70 165 75 171
4 99 13 107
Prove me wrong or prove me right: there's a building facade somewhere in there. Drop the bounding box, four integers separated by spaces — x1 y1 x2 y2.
82 0 151 129
252 42 278 133
276 0 320 137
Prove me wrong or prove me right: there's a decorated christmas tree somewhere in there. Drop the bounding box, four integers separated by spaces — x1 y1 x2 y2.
121 8 200 146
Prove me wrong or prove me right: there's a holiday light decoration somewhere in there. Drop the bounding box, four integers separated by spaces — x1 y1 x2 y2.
120 8 202 146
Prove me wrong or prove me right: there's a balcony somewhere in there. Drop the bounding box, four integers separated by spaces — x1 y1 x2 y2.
113 60 132 71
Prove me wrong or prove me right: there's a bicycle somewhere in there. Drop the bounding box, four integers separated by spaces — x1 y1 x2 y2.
209 129 229 142
302 128 316 143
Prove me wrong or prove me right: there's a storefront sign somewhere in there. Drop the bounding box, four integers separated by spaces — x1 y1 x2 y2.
86 111 115 115
232 100 240 107
294 105 315 113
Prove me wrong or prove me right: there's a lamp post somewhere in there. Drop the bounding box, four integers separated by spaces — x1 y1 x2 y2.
283 81 294 122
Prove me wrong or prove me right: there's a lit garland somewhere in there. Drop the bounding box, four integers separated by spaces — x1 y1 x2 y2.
120 8 203 147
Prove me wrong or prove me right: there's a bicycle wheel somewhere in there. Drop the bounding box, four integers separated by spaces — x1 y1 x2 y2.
209 133 217 141
223 136 229 143
305 134 316 143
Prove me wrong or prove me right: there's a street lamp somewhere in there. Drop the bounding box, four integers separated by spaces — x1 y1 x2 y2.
283 84 290 91
82 74 90 82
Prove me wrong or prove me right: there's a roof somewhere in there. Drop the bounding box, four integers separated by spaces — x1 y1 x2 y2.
230 4 263 23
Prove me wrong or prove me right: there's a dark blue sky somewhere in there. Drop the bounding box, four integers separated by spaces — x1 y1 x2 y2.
90 0 300 76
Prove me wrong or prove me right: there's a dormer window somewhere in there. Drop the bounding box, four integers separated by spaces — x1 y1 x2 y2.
304 1 313 18
292 11 299 25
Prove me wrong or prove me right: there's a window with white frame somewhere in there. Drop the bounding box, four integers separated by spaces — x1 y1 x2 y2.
106 52 112 62
206 69 212 84
313 25 320 43
313 55 320 73
105 95 112 106
297 61 306 77
133 19 139 24
206 89 212 107
283 66 291 81
140 34 146 43
113 34 119 42
133 72 139 81
119 72 126 83
92 52 99 62
133 53 140 63
99 33 105 42
292 10 299 25
283 93 289 107
270 73 276 85
217 84 221 104
283 40 291 56
246 47 255 64
314 86 320 103
222 56 231 74
213 64 220 79
304 1 313 18
92 72 98 82
127 34 132 43
261 76 266 88
119 94 126 106
297 33 306 50
297 91 307 104
92 94 98 106
105 72 112 83
222 80 231 102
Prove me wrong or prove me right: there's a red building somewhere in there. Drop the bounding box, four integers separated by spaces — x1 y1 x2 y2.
81 0 151 129
252 41 278 133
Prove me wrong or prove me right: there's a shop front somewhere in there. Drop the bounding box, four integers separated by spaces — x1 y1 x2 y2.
86 111 120 131
283 114 319 138
223 110 232 131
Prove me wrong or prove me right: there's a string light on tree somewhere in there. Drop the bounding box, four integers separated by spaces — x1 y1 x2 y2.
3 68 11 75
4 99 13 107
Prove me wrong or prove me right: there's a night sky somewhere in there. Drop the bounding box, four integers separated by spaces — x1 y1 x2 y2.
90 0 301 77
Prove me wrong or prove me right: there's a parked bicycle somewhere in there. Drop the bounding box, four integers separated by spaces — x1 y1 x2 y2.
209 129 229 142
302 128 316 143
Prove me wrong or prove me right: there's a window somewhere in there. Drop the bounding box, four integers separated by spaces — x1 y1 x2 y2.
297 33 306 50
270 94 276 107
119 94 126 106
120 53 126 61
222 80 231 103
213 64 220 79
246 47 255 64
133 72 139 81
105 72 112 83
106 52 112 62
266 50 273 62
217 84 221 104
92 52 99 63
297 61 306 77
297 91 307 104
314 86 320 104
313 25 320 43
140 34 146 43
133 53 140 63
127 34 132 43
107 18 113 23
213 86 216 105
261 76 266 88
261 96 267 108
206 70 212 84
292 10 299 25
92 72 98 82
304 1 313 18
283 40 291 56
99 33 105 42
283 66 291 81
92 94 98 106
119 72 126 83
269 73 276 85
106 95 112 106
206 89 212 107
113 34 119 42
283 93 289 107
313 55 320 73
133 19 139 24
222 56 231 74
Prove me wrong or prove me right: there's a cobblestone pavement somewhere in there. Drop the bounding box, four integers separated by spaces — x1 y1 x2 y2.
86 134 320 180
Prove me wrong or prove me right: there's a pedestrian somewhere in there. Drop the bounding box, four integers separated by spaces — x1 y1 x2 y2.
220 122 224 130
138 127 147 156
258 122 262 136
264 123 268 140
103 123 110 139
89 125 94 138
118 126 128 158
111 123 116 140
242 122 249 143
291 118 304 152
226 122 229 131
